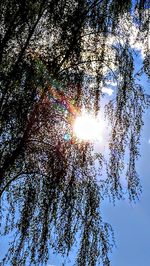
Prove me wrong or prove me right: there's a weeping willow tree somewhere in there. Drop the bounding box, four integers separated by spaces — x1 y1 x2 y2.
0 0 150 265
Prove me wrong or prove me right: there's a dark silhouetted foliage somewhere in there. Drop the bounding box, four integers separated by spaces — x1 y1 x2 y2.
0 0 149 265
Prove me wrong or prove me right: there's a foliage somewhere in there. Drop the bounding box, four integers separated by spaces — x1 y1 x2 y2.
0 0 150 265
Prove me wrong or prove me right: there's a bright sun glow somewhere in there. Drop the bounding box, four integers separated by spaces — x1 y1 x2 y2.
73 112 104 142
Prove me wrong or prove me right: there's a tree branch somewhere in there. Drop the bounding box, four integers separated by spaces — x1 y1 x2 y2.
0 171 39 198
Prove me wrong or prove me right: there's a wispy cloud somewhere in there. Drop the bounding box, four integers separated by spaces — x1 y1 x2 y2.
148 139 150 144
105 80 117 87
102 87 114 96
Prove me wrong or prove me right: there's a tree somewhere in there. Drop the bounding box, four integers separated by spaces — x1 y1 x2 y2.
0 0 149 265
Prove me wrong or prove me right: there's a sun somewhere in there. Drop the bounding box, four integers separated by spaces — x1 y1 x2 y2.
73 112 104 142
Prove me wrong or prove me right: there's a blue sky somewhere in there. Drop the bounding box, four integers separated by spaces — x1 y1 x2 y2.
45 53 150 266
1 77 149 266
103 55 150 266
43 54 150 266
45 106 150 266
0 47 149 266
1 103 150 266
104 107 150 266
